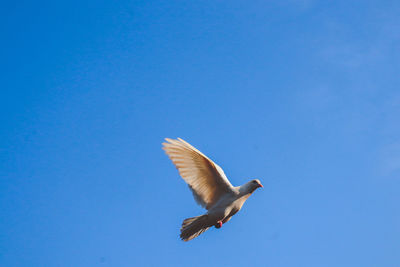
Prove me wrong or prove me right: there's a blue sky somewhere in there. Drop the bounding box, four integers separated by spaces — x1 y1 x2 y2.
1 1 400 266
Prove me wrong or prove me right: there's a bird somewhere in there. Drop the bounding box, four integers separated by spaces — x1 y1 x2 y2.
162 138 263 241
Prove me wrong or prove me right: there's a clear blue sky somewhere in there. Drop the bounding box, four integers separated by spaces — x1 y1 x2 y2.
1 1 399 266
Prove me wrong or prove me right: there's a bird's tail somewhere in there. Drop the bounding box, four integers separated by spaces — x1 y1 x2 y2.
180 215 210 241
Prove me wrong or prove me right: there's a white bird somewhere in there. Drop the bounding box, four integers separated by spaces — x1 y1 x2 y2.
162 138 263 241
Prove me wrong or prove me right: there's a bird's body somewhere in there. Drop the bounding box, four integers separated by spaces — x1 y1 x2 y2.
207 185 255 224
162 138 262 241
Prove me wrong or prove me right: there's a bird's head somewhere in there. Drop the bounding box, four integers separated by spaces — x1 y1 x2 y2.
240 179 263 194
251 179 263 189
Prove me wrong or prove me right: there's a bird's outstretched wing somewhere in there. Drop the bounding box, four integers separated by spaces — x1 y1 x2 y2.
162 138 234 209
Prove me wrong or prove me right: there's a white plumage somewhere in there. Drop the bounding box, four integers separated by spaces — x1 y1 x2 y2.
162 138 263 241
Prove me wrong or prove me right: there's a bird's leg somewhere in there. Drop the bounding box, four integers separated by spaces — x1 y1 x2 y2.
214 221 223 229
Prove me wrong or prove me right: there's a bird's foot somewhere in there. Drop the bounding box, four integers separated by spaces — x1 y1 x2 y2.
215 221 222 229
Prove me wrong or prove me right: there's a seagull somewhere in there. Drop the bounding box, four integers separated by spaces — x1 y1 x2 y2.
162 138 263 241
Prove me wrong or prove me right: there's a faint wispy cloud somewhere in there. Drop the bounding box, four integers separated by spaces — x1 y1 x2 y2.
315 5 400 69
379 142 400 176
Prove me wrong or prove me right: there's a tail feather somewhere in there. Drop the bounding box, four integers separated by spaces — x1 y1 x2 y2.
180 215 210 241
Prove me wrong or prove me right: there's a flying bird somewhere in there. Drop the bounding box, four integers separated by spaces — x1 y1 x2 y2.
162 138 263 241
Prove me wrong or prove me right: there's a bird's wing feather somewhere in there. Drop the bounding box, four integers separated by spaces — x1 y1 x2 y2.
162 138 234 209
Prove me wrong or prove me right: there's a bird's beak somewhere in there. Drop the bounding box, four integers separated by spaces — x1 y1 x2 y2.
259 183 263 188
